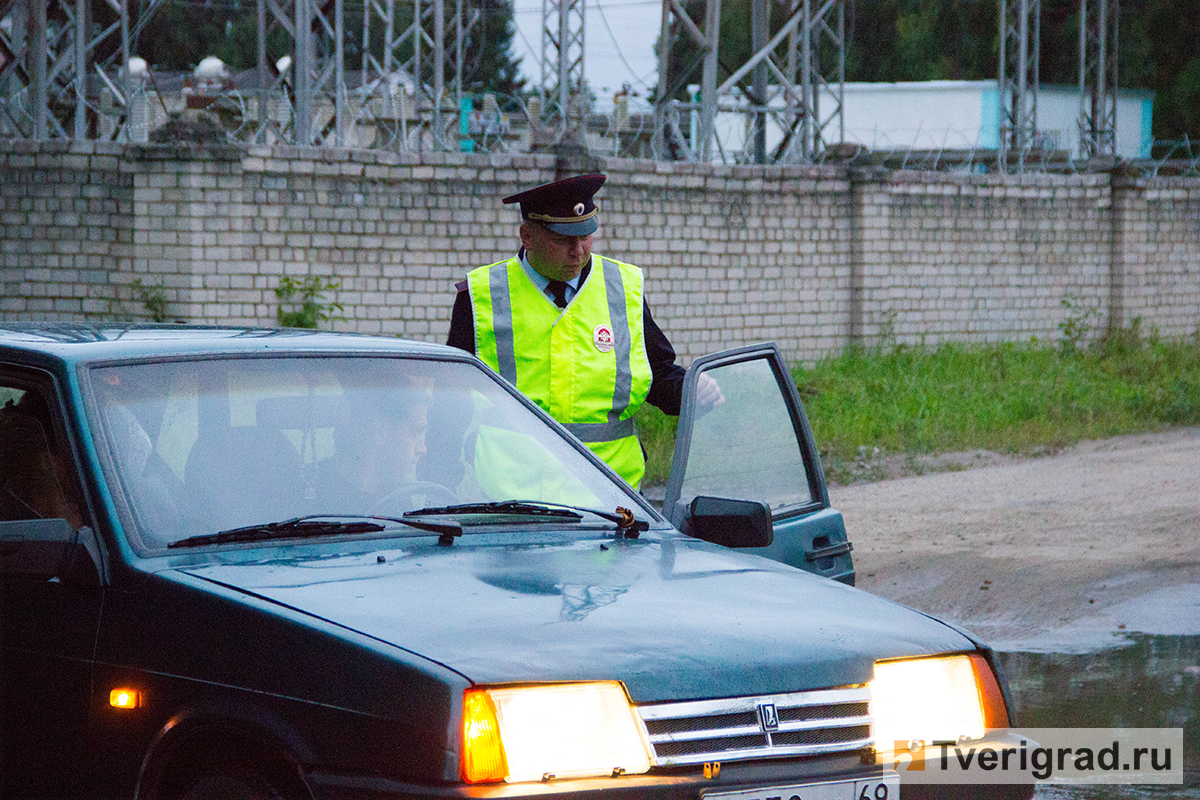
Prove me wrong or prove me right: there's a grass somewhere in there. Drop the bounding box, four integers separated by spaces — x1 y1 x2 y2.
637 325 1200 487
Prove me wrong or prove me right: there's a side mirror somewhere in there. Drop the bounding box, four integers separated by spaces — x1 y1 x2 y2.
683 496 773 549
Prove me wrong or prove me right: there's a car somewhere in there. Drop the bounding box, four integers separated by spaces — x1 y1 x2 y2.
0 322 1031 800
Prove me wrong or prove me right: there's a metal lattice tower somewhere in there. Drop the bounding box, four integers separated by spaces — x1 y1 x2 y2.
653 0 844 164
0 0 476 148
998 0 1040 170
354 0 409 148
435 0 487 146
352 0 443 150
254 0 345 146
793 0 845 162
540 0 585 137
0 0 153 140
1078 0 1118 159
256 0 482 150
653 0 718 161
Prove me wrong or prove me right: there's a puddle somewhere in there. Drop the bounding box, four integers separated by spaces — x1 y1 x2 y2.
1033 787 1200 799
997 635 1200 798
981 582 1200 654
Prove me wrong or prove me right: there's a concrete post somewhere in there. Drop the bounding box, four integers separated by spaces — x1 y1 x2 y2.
847 167 889 349
1107 165 1139 334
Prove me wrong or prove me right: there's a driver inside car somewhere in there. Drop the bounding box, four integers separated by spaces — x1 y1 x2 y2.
316 387 434 515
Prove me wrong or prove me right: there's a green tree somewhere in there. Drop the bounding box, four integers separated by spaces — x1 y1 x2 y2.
848 0 997 82
1136 0 1200 146
134 1 243 71
217 12 291 72
466 0 526 96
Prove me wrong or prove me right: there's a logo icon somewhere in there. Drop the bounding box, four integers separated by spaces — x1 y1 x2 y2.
894 740 926 771
593 324 614 353
573 202 586 216
757 703 779 732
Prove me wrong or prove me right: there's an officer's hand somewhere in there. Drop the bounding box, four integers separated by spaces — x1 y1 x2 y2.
696 373 725 411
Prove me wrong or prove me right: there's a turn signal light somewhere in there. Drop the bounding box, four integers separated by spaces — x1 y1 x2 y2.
109 688 142 709
969 653 1010 728
462 689 508 783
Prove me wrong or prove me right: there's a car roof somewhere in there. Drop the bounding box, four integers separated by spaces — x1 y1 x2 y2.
0 322 457 366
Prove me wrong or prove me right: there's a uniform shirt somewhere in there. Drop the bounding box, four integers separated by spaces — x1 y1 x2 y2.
447 253 687 415
517 251 584 305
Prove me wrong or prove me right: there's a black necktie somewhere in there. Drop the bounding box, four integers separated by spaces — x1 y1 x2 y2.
546 280 568 308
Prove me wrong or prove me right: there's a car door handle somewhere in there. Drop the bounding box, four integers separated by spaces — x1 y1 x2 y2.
806 541 853 562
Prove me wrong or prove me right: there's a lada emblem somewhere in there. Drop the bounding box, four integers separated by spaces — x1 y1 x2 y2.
757 702 779 732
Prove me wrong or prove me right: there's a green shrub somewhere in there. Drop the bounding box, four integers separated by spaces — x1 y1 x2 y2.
275 276 345 329
132 278 172 322
637 328 1200 488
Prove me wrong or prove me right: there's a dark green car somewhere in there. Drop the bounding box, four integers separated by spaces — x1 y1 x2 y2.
0 323 1029 800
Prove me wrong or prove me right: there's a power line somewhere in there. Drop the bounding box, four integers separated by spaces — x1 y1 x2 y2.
592 0 654 91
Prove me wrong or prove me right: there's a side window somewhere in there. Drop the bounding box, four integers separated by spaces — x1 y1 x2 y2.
663 345 831 534
673 356 814 512
0 376 86 529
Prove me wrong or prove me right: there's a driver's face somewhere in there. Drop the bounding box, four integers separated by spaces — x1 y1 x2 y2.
381 404 427 482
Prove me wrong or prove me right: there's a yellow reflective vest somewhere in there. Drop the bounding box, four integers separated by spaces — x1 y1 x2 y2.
467 254 653 488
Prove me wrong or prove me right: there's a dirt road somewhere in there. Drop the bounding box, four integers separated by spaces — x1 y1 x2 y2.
831 426 1200 652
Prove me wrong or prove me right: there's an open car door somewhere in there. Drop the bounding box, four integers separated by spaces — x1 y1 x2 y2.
662 343 855 585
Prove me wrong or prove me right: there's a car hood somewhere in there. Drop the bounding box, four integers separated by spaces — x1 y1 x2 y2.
179 533 973 703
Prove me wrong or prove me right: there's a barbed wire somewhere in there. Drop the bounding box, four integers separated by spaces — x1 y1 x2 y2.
6 74 1200 181
1141 136 1200 178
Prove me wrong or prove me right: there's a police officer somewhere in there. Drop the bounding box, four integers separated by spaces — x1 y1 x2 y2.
447 173 721 489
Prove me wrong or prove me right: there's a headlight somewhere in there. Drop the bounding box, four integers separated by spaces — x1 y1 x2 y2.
462 682 652 783
870 653 1009 754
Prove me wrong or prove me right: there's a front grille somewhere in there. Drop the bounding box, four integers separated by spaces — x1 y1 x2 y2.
636 686 873 767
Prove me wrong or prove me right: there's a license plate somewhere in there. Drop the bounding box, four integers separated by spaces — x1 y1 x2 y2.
703 772 900 800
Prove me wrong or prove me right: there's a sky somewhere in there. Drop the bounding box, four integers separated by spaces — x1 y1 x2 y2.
510 0 661 110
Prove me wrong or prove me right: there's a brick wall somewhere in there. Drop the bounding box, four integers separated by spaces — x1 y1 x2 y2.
3 141 1198 364
1 141 132 318
1118 176 1200 337
858 170 1115 346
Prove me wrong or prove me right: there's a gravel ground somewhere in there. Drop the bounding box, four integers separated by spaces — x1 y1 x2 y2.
830 426 1200 653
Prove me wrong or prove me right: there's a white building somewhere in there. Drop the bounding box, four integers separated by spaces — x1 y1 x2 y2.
701 79 1153 163
840 80 1153 159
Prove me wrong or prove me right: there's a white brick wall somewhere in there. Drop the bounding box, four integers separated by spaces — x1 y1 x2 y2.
3 141 1199 363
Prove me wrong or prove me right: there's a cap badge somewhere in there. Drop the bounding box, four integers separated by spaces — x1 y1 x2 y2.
593 324 615 353
573 202 586 216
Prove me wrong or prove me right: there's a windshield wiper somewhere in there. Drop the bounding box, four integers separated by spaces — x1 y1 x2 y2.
168 514 462 549
404 500 584 521
404 501 649 538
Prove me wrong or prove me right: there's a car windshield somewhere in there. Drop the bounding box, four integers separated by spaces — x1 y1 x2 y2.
86 354 641 553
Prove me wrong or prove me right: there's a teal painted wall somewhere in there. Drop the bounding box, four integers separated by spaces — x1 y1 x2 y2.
1141 99 1154 157
980 89 1000 149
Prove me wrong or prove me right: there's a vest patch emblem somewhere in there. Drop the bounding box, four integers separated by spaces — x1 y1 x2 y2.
593 324 615 353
